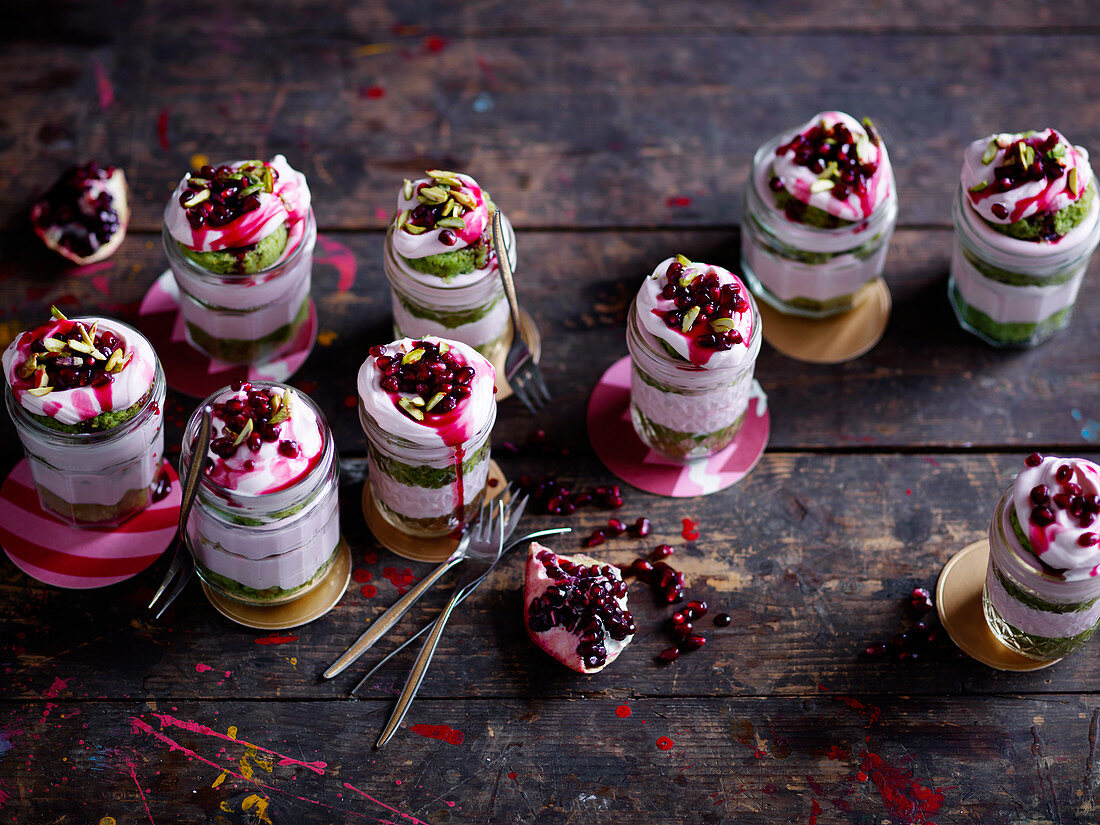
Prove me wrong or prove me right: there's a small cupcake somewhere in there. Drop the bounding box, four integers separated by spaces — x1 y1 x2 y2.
163 156 315 364
949 128 1100 347
983 453 1100 659
358 337 496 537
383 171 517 365
626 256 761 459
2 308 165 526
741 111 897 316
182 381 340 605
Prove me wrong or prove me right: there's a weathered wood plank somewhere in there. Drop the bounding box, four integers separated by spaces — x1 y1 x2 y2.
0 228 1096 455
3 32 1100 230
4 453 1099 704
0 694 1096 823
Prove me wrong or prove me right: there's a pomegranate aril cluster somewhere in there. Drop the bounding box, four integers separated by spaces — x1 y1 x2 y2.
19 314 131 395
399 170 479 247
208 381 296 462
181 161 275 230
863 587 956 662
584 517 651 547
1025 453 1100 540
774 117 879 204
516 477 625 517
658 258 749 351
527 550 635 670
372 340 474 422
32 160 120 257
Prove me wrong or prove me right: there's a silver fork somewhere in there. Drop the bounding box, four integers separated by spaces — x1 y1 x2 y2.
492 211 550 414
375 500 507 748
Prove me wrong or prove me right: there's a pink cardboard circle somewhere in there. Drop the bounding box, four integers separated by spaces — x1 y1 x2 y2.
586 356 769 497
0 459 182 589
136 270 317 398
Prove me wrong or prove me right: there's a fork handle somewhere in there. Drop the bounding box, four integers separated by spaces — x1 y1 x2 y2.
322 555 462 679
375 591 464 748
492 212 524 334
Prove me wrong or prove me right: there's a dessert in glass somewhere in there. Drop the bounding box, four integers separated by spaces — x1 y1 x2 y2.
163 155 315 364
383 171 517 365
741 111 897 317
2 308 165 527
949 128 1100 347
180 381 340 605
358 336 496 538
626 256 761 460
983 453 1100 660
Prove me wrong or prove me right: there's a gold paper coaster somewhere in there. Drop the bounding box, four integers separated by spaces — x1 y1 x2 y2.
201 538 351 630
936 539 1062 671
758 277 891 364
492 308 541 401
361 460 509 563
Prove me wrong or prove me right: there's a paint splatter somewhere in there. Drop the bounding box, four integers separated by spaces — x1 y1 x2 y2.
383 567 416 594
343 395 358 408
808 798 822 825
362 550 378 565
656 736 674 751
255 634 298 646
190 153 209 171
424 35 447 53
666 195 693 208
123 759 156 825
344 782 434 824
905 489 912 495
860 750 946 824
473 92 494 113
242 793 273 824
315 235 357 293
361 584 377 598
507 772 517 780
359 85 386 99
923 457 941 468
681 518 699 541
409 724 464 745
91 59 114 109
352 569 373 583
195 664 213 673
156 108 171 150
317 329 337 347
615 705 631 718
1073 409 1099 442
42 677 70 698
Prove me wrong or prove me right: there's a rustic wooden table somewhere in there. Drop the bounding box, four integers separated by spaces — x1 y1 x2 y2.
3 3 1100 823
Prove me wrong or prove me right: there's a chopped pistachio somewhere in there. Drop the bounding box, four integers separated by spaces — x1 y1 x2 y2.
1050 143 1066 159
1068 167 1081 198
855 136 876 164
967 180 989 194
270 392 282 413
1019 143 1035 169
438 342 450 354
110 352 132 374
403 223 428 235
41 337 67 353
441 198 456 217
427 169 462 188
89 347 107 361
16 355 37 380
675 254 692 268
678 269 699 288
809 179 835 194
238 183 263 199
398 397 425 421
34 368 49 388
402 347 426 365
182 188 211 208
104 349 123 372
681 306 701 333
861 117 880 146
409 396 425 406
397 209 411 228
436 216 466 230
78 323 94 348
50 306 67 321
981 140 999 165
261 166 274 193
819 161 839 180
232 418 254 447
710 317 736 333
402 179 415 201
187 177 210 187
995 135 1014 149
451 189 477 210
27 386 53 397
425 391 447 411
417 186 449 204
67 339 94 355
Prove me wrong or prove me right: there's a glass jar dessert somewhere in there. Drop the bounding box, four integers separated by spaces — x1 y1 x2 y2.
163 155 315 365
983 453 1100 660
2 308 165 527
358 336 496 538
383 171 517 366
180 381 340 606
741 111 897 317
948 128 1100 347
626 256 761 460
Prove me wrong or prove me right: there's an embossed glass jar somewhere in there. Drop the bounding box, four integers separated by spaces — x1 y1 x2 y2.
740 134 898 318
625 296 761 460
180 383 340 606
982 487 1100 660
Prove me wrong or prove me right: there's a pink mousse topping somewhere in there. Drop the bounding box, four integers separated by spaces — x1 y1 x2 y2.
1 311 156 426
1013 453 1100 576
392 172 491 260
165 155 311 253
204 381 324 496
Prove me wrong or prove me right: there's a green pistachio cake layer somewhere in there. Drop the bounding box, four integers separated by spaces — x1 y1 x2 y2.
178 222 289 274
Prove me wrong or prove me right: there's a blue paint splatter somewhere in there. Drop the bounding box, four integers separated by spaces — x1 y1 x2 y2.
0 730 11 758
473 92 494 113
1072 409 1099 443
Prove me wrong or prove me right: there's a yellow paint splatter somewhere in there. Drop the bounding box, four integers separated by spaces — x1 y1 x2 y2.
317 329 337 347
354 42 397 57
219 801 233 813
227 725 238 740
252 752 274 774
211 772 227 789
242 794 273 825
238 755 254 780
145 240 153 250
190 153 209 171
99 818 117 825
285 656 298 670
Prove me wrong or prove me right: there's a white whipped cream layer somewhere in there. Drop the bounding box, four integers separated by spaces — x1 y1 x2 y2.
1012 456 1100 576
165 155 311 252
962 129 1093 227
771 111 892 222
636 258 755 369
391 173 490 259
357 336 496 449
2 317 158 426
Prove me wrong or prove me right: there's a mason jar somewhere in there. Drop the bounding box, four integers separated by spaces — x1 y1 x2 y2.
982 487 1100 660
180 383 340 606
626 295 762 460
383 215 517 366
949 183 1100 348
163 207 315 365
741 135 898 318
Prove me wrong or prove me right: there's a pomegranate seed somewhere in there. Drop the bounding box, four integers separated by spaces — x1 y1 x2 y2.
671 611 688 625
629 559 655 582
657 647 680 663
713 613 732 628
679 635 706 651
1025 452 1043 467
278 440 300 458
607 518 627 535
663 586 684 605
1079 533 1099 547
230 379 251 392
585 530 607 547
651 544 674 560
865 642 888 657
631 517 652 537
672 621 694 638
686 600 708 618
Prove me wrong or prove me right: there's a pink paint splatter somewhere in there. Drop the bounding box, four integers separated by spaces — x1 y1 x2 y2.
343 782 434 824
360 585 377 598
656 736 674 751
352 569 373 583
383 567 416 595
156 108 171 151
827 745 846 760
42 677 70 698
195 664 213 673
923 457 941 468
860 750 946 824
424 35 447 53
615 705 631 718
507 772 517 780
315 235 357 293
255 634 299 646
374 206 390 222
359 85 386 99
666 195 693 208
681 518 699 541
91 59 114 109
123 759 156 824
409 724 464 745
362 550 378 565
905 489 912 495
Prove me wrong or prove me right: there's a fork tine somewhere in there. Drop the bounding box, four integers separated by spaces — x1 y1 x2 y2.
510 379 536 414
532 368 551 405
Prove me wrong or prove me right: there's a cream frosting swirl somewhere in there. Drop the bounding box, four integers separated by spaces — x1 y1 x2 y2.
165 155 311 253
636 258 755 368
2 316 157 426
357 336 495 449
771 111 893 222
1012 454 1100 577
392 173 490 259
961 129 1093 227
204 384 325 496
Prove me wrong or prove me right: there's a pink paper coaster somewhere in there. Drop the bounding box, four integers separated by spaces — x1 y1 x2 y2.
136 270 317 398
0 459 182 589
586 356 770 498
